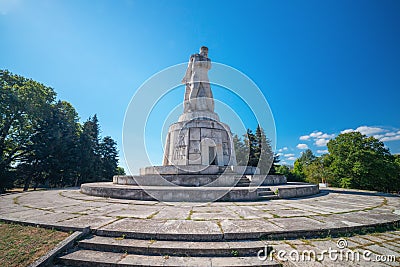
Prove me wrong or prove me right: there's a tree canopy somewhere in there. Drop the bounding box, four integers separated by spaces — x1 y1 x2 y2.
233 125 275 174
0 70 122 192
326 132 399 191
281 132 400 193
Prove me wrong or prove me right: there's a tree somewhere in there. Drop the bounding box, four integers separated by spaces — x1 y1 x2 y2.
276 165 290 176
291 159 306 181
1 70 121 191
20 101 81 190
303 154 331 184
99 136 119 181
327 132 399 192
0 70 56 192
116 166 126 175
298 149 316 165
76 115 102 185
233 134 248 166
255 125 274 174
232 127 275 174
243 129 258 167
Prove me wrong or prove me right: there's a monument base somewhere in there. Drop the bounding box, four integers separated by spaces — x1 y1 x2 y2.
139 165 260 176
81 172 320 202
81 182 319 202
113 174 286 187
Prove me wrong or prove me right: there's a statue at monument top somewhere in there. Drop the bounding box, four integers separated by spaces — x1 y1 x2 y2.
181 46 215 113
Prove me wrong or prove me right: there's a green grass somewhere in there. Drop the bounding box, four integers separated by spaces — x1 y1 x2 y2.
0 222 70 267
185 209 194 220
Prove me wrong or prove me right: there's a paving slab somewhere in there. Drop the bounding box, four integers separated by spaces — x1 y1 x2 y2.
157 220 223 240
96 218 166 239
0 188 399 243
220 219 284 240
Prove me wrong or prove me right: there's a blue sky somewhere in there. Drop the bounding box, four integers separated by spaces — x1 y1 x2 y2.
1 0 400 172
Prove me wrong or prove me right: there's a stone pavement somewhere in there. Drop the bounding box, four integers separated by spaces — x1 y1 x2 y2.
260 230 400 266
0 188 399 266
0 188 399 238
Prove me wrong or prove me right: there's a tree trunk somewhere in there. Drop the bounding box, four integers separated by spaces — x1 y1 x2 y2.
23 176 32 191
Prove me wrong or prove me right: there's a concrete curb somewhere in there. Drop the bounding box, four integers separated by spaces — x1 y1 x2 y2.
0 218 87 232
28 227 90 267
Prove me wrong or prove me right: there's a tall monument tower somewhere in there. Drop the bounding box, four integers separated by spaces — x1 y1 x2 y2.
82 46 319 202
162 46 237 169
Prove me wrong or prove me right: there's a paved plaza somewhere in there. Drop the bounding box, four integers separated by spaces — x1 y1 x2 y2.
1 188 399 236
1 188 399 266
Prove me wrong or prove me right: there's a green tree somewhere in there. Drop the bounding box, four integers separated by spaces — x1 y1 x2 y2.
291 159 306 181
233 127 274 174
289 149 316 182
0 70 56 192
20 101 81 190
243 129 258 167
255 125 274 174
76 115 102 185
303 154 331 184
99 136 119 181
298 149 316 165
276 165 290 176
327 132 399 192
233 134 248 166
116 166 126 175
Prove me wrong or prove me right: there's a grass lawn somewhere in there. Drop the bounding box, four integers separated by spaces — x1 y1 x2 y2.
0 222 70 267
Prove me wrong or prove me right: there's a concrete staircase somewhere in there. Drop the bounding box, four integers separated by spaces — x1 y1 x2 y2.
257 188 279 200
57 234 280 266
235 176 251 187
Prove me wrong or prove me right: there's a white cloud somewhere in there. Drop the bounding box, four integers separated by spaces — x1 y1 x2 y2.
315 138 329 147
277 147 289 152
381 135 400 142
340 126 400 143
298 131 335 148
310 132 323 138
284 153 295 157
355 126 385 135
341 129 354 134
317 149 329 154
276 153 283 157
287 157 296 161
385 132 396 137
342 126 385 135
296 143 308 149
321 133 335 139
299 135 311 141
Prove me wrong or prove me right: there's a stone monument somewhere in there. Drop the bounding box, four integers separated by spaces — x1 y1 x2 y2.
80 47 319 201
162 46 237 170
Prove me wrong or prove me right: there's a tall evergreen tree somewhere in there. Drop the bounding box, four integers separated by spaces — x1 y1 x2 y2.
255 125 274 174
233 126 274 174
99 136 118 181
233 134 248 166
76 115 102 185
20 101 80 190
243 129 258 167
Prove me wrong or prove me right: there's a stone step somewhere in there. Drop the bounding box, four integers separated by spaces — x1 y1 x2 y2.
78 235 268 257
257 187 271 192
257 191 275 197
58 249 280 266
258 195 279 200
235 177 251 187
